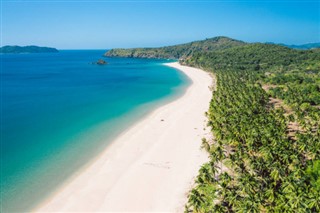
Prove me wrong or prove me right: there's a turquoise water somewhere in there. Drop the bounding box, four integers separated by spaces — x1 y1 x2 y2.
1 50 190 212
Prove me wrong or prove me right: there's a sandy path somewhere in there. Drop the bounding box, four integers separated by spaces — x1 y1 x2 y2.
35 62 213 213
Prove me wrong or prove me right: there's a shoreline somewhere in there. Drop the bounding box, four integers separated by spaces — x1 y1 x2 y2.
34 62 213 212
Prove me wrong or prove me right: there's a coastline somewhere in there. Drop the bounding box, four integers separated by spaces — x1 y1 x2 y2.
34 62 213 212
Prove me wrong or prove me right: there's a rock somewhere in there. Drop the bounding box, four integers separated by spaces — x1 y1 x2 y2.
96 59 107 65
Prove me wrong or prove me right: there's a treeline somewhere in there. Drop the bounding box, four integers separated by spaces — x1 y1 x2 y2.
0 45 59 53
183 43 320 72
105 37 245 59
184 44 320 212
184 43 320 110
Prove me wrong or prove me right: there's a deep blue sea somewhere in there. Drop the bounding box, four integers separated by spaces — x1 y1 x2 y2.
0 50 190 212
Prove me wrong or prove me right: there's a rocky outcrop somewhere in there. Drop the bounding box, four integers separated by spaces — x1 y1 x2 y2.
96 59 107 65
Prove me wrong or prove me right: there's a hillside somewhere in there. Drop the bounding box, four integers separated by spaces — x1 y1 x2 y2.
105 36 245 59
0 45 59 53
184 43 320 72
182 42 320 212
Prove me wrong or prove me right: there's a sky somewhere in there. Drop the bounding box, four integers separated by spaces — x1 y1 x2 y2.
1 0 319 49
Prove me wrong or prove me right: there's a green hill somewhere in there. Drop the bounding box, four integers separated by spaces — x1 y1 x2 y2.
105 36 245 59
0 45 59 53
184 43 320 72
181 41 320 213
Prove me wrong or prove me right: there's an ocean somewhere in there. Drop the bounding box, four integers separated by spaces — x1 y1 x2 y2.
0 50 190 212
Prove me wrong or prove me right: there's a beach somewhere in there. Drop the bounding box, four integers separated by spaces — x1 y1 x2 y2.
35 62 213 212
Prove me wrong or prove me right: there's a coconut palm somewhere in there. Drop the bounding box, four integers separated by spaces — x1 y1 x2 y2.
185 45 320 212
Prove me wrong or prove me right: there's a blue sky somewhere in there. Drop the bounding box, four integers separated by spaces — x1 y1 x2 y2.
1 0 319 49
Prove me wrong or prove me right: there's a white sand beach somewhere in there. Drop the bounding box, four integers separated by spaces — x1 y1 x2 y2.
35 62 213 213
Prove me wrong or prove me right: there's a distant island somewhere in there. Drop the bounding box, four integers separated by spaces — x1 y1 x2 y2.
0 45 59 54
282 42 320 50
266 42 320 50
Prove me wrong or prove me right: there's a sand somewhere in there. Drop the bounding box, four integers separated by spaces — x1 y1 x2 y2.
35 62 213 213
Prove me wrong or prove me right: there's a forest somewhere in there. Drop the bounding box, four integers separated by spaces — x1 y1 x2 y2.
105 36 245 59
184 43 320 212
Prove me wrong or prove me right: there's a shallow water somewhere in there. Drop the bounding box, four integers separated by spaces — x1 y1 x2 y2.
1 50 190 212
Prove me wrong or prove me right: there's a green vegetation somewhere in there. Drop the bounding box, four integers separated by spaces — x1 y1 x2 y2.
183 43 320 212
107 36 320 212
0 45 59 53
306 160 320 192
105 36 245 59
183 43 320 71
